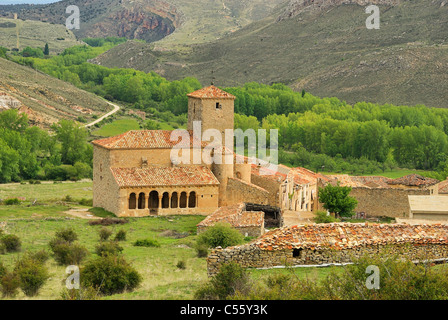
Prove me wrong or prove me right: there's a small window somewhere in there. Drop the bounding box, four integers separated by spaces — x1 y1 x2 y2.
216 102 222 109
292 248 302 258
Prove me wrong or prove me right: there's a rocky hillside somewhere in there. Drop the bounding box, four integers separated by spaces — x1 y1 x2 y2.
0 0 180 42
92 0 448 108
0 57 111 129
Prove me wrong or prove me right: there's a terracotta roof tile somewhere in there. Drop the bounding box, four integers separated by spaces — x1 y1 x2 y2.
249 223 448 251
187 85 236 99
198 203 264 228
330 174 439 189
111 166 219 187
388 174 439 187
92 130 205 150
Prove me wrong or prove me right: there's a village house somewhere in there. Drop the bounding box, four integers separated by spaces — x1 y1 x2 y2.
328 174 440 218
92 85 328 218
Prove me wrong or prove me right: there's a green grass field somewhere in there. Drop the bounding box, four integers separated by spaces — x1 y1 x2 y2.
92 119 141 137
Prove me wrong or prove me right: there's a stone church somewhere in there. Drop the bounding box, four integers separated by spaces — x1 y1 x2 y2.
92 85 327 217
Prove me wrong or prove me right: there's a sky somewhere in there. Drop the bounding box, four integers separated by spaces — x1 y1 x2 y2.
0 0 61 4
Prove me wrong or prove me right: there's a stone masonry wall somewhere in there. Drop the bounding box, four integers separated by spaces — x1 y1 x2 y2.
350 187 430 218
207 243 448 276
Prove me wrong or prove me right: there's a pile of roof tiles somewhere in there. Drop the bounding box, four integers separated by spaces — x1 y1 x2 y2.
198 203 264 228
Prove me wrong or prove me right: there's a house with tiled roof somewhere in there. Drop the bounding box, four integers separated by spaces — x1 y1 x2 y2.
92 85 331 217
328 174 441 218
206 222 448 276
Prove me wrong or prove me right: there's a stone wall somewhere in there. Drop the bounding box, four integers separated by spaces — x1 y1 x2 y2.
207 243 448 276
225 177 271 207
349 187 431 218
250 174 281 207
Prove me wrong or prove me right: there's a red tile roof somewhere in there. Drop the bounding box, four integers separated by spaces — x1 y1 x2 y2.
388 174 439 187
111 166 220 187
187 86 236 99
331 174 439 189
250 223 448 251
92 130 205 150
198 203 264 228
439 180 448 194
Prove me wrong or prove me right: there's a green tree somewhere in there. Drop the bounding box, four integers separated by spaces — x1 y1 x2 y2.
43 43 49 56
318 182 358 218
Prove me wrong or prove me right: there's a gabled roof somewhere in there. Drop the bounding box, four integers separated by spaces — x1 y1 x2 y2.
187 85 236 99
111 166 219 187
250 223 448 251
92 130 205 150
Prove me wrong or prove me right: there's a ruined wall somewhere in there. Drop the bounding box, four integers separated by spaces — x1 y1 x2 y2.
250 174 281 207
207 243 448 276
225 177 271 207
349 188 430 218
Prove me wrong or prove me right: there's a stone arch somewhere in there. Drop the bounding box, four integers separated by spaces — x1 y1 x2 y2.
162 192 170 209
179 192 187 208
138 192 146 209
188 191 197 208
171 192 179 208
129 193 137 210
148 191 159 209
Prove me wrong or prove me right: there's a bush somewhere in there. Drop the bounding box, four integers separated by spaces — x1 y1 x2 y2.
14 257 49 297
60 286 99 300
195 262 251 300
0 271 20 297
313 211 340 224
176 260 186 270
195 244 209 258
133 238 160 248
54 228 78 243
49 238 89 265
81 255 142 295
0 242 6 255
4 198 20 206
79 198 93 206
98 227 113 241
114 229 127 242
26 249 50 264
196 223 244 249
1 234 21 252
95 241 123 257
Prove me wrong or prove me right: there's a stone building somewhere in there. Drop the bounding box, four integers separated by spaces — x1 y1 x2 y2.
207 222 448 276
92 85 329 217
328 174 440 218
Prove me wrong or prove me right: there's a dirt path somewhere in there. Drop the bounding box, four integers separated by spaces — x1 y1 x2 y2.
84 99 120 128
64 208 102 220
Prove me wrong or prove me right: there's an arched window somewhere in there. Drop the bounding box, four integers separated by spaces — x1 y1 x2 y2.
179 192 187 208
138 193 146 209
188 191 196 208
148 191 159 209
162 192 170 209
129 193 137 210
171 192 178 208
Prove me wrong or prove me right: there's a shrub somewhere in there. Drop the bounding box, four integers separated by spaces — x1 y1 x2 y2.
1 271 20 297
81 255 142 295
98 227 113 241
26 249 50 264
60 286 99 300
196 223 244 249
313 211 340 224
95 241 123 257
195 244 209 258
1 234 21 252
79 198 93 206
195 262 251 300
49 239 88 265
114 229 127 242
176 260 186 270
14 257 49 297
4 198 20 206
0 242 6 255
54 228 78 243
133 238 161 248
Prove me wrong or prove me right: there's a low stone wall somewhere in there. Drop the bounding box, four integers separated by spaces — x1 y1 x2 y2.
207 243 448 276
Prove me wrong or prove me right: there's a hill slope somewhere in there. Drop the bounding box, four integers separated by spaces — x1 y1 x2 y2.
0 57 112 129
0 0 286 46
0 17 82 53
92 0 448 108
